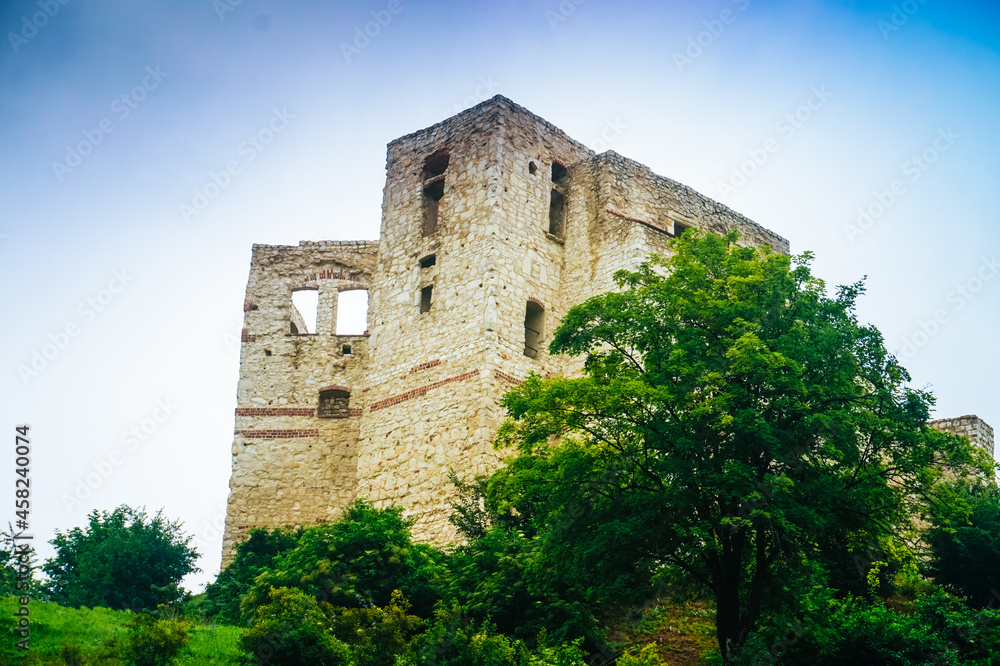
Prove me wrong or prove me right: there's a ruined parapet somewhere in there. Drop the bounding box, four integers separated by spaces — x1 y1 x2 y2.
929 415 995 458
221 240 378 565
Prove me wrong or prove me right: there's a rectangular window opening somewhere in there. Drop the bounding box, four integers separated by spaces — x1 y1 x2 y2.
419 285 433 314
423 179 445 236
524 301 544 358
342 344 352 355
335 290 368 335
290 289 318 334
548 190 565 239
419 254 437 268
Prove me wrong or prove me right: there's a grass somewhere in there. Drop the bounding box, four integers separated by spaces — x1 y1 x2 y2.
0 598 244 665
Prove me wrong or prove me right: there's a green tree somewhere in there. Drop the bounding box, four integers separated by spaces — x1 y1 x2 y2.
42 505 199 612
202 526 301 625
491 231 989 660
926 480 1000 608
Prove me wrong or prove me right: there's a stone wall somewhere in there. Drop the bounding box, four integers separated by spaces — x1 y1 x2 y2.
929 415 995 458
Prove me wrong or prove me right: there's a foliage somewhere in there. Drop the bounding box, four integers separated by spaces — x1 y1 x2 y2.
328 589 423 666
202 527 300 625
106 613 192 666
616 644 668 666
438 525 598 648
244 499 442 619
42 506 199 613
490 231 990 659
404 602 521 666
926 480 1000 608
239 586 352 666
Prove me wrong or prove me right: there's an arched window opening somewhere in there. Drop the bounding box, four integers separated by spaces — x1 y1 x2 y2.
422 150 450 180
318 389 351 419
551 162 567 183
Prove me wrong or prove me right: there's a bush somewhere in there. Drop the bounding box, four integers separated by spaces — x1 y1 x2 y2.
109 613 192 666
406 602 521 666
328 589 423 666
244 500 442 619
723 595 956 665
240 587 352 666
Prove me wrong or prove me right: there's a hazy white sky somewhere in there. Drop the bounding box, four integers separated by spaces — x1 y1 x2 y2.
2 0 998 592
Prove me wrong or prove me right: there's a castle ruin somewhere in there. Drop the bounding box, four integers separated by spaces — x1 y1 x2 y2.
221 96 994 566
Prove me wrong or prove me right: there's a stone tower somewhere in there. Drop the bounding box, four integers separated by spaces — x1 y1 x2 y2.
222 95 846 565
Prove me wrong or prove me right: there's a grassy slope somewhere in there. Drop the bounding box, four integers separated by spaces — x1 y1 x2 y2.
0 598 243 664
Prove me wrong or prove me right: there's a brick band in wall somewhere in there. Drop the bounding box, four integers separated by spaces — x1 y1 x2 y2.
494 369 522 385
235 429 319 439
241 328 262 342
370 370 480 412
235 407 317 417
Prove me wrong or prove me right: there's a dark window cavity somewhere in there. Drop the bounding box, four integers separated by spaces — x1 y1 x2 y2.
524 301 544 358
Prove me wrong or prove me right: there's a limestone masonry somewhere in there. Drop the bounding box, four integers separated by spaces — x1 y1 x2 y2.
221 96 993 566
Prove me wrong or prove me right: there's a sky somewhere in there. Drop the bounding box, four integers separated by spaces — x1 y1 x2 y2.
1 0 998 593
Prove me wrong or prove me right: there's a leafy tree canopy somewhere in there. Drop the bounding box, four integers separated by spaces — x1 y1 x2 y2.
244 499 442 618
42 505 198 613
489 231 991 659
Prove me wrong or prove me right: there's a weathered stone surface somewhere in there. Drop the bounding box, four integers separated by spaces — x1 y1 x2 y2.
929 415 995 457
221 96 988 567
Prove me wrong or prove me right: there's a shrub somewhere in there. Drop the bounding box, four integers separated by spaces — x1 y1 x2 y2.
244 500 442 619
240 587 352 666
406 602 521 666
111 613 192 666
328 589 423 666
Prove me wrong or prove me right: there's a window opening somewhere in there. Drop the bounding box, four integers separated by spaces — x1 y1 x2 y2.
318 389 351 419
419 254 437 268
548 190 565 239
551 162 567 183
291 289 318 334
524 301 544 358
423 179 445 236
420 285 433 314
342 344 352 355
336 290 368 335
422 150 449 180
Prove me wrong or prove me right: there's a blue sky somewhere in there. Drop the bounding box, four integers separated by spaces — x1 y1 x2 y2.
1 0 998 591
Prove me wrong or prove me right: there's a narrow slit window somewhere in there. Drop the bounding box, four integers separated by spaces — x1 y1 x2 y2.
419 285 433 314
419 254 436 268
548 190 565 239
551 162 567 183
318 389 351 419
291 289 318 334
336 290 368 335
524 301 544 358
423 179 444 236
529 161 538 175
